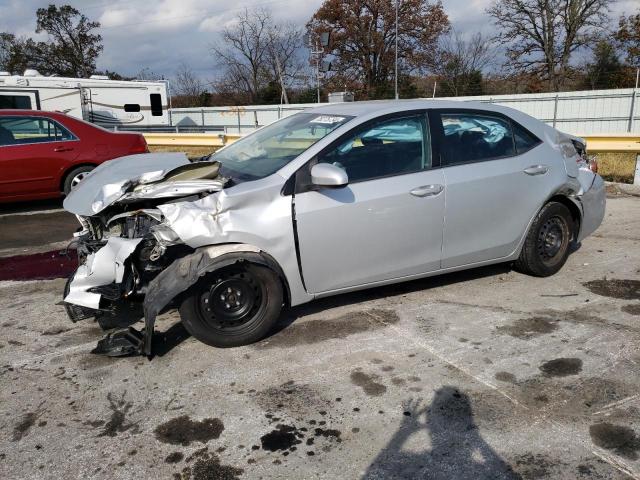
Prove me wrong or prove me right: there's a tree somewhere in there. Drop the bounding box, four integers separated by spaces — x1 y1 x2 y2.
616 11 640 67
0 4 102 77
173 63 206 107
487 0 611 91
35 5 103 77
307 0 449 99
582 40 628 89
211 8 305 104
433 30 494 97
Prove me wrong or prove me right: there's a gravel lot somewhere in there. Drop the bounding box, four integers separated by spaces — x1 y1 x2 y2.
0 195 639 480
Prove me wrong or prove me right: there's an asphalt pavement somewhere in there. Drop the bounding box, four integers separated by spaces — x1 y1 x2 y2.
0 195 639 479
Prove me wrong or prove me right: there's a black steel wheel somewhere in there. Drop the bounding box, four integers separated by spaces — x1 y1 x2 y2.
515 201 575 277
179 263 283 348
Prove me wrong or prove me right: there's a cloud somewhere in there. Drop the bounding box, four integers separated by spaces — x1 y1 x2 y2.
1 0 638 80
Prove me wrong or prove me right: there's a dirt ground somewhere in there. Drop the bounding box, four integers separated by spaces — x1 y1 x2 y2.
0 194 639 480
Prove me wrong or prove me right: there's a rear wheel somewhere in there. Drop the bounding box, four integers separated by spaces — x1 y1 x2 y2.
63 165 95 195
179 263 283 348
515 201 575 277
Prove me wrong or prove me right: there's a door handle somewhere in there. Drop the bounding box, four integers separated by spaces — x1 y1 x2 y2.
524 165 549 175
54 146 73 152
410 184 444 197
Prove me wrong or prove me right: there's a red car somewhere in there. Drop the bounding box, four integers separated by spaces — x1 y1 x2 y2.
0 110 149 202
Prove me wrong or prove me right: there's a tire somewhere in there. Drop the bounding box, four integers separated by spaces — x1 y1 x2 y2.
63 165 95 195
514 201 575 277
179 263 283 348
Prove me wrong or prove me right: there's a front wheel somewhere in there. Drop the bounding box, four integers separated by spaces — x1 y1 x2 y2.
514 201 575 277
178 263 283 348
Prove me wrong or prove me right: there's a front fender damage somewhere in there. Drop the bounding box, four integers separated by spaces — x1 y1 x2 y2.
94 244 282 357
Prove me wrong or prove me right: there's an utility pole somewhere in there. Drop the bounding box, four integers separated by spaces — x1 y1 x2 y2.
394 0 399 100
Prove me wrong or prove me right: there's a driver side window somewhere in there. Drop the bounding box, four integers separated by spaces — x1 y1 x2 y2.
317 114 430 183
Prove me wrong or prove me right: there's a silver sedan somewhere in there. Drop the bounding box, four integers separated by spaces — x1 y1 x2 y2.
62 100 606 356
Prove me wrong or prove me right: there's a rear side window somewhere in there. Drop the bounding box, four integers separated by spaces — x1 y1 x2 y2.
124 103 141 112
438 112 515 165
0 116 75 146
0 95 32 109
317 114 429 183
150 94 162 116
513 123 541 154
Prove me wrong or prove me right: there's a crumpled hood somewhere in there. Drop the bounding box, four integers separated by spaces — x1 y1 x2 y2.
63 153 226 216
64 153 190 216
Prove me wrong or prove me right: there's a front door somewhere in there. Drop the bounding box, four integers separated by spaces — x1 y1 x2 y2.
294 113 445 294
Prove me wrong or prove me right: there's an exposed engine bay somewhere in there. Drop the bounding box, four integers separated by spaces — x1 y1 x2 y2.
62 153 230 357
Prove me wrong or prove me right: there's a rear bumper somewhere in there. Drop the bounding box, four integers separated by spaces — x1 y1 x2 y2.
576 174 606 242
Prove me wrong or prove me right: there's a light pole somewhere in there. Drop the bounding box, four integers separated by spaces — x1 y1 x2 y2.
394 0 399 100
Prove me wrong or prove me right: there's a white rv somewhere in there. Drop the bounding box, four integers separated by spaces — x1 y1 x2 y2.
0 70 170 128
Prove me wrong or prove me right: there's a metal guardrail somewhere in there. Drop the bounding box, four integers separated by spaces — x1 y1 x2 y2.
579 135 640 152
143 132 242 149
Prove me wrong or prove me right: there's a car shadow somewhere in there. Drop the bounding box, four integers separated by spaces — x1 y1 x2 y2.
362 386 522 480
272 262 513 335
0 198 63 214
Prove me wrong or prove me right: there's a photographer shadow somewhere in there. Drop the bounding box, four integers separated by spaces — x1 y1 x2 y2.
363 386 522 480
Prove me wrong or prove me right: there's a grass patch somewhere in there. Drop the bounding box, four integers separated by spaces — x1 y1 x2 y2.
595 152 636 184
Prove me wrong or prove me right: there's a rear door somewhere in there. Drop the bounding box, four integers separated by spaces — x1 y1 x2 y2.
0 116 79 198
432 109 563 268
294 112 445 293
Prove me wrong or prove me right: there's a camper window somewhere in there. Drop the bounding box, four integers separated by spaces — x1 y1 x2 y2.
150 94 162 116
124 104 141 112
0 95 32 109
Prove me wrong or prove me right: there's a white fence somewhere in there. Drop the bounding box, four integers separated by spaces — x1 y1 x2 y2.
169 88 639 136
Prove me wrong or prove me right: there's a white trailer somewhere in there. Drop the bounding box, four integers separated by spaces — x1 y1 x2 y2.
0 70 170 128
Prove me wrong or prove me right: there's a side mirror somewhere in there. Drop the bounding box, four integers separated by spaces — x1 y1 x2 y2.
310 163 348 188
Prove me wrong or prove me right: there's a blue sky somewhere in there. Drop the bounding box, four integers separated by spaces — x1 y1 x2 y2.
0 0 637 80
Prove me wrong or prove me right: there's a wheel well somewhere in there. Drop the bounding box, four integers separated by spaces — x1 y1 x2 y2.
59 163 97 192
547 195 581 234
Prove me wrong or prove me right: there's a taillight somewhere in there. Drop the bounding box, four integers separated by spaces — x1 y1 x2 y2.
129 136 149 154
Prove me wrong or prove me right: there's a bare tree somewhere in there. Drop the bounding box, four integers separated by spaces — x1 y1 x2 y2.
433 30 495 96
211 7 304 103
173 62 205 106
487 0 611 91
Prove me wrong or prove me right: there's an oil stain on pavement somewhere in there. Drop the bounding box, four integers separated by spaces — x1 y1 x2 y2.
350 370 387 396
583 279 640 300
496 317 558 339
539 358 582 377
155 415 224 446
589 423 640 459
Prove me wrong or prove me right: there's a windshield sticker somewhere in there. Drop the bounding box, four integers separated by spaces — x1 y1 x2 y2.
310 115 346 124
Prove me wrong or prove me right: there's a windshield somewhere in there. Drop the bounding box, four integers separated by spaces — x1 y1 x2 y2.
212 112 352 181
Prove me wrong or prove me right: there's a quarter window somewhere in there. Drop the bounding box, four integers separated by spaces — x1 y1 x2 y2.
0 116 75 146
513 123 541 154
438 113 516 165
317 115 430 183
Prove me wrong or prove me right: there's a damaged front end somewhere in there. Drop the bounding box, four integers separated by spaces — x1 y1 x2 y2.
62 153 227 357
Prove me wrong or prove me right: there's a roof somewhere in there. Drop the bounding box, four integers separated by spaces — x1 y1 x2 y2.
0 109 69 118
305 99 509 117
